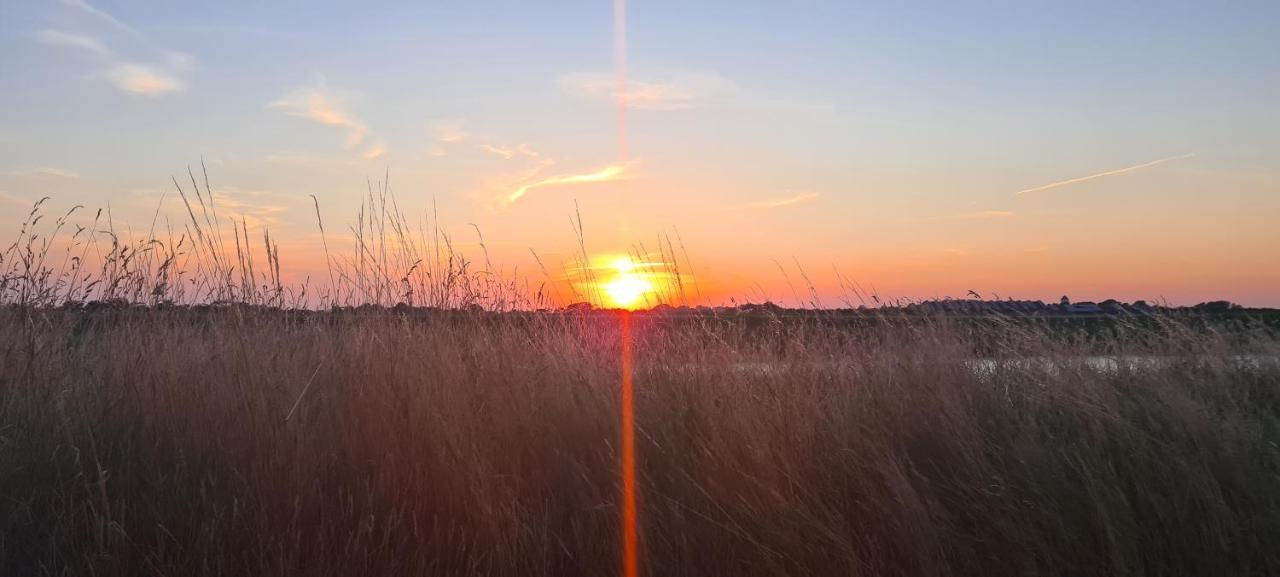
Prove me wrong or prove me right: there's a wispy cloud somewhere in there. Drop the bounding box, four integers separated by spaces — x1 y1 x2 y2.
503 164 629 206
910 210 1016 223
470 141 556 207
39 1 193 97
423 121 469 157
137 185 292 229
479 143 515 159
741 191 820 210
560 71 727 111
1016 153 1196 195
361 144 387 160
35 29 108 56
268 85 369 149
60 0 137 35
9 167 81 179
624 81 701 111
210 187 291 229
435 121 468 144
562 75 699 111
479 142 539 160
102 64 184 95
560 69 826 113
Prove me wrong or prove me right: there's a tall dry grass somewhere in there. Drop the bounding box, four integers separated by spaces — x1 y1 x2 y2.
0 171 556 310
2 186 1279 576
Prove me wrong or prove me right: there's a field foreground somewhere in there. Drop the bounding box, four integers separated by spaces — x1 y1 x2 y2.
2 307 1279 576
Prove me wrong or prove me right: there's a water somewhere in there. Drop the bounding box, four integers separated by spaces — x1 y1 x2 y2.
966 355 1279 377
691 355 1280 378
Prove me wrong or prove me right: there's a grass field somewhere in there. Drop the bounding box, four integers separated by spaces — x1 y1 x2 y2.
3 195 1279 576
3 306 1279 576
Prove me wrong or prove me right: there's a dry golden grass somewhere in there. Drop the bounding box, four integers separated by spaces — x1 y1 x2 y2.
2 188 1279 576
3 307 1279 576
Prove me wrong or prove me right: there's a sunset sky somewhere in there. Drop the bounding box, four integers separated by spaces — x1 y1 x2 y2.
2 1 1278 306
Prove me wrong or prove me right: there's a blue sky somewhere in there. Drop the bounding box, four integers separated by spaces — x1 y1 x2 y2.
2 0 1278 304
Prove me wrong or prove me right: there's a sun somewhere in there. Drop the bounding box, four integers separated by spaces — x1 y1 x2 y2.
603 275 653 309
600 257 655 310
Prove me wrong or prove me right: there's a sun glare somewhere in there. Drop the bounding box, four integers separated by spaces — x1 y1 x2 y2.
598 256 656 310
604 275 652 309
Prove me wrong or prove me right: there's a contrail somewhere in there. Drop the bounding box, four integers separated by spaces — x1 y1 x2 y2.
1016 153 1195 195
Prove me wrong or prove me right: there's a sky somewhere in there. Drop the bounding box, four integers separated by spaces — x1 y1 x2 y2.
2 0 1278 306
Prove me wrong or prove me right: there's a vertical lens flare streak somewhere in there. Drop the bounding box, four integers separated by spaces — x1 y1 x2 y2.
614 0 632 235
614 2 639 575
614 0 628 163
619 311 638 577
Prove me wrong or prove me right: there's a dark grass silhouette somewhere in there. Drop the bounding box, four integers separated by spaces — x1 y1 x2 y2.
2 187 1278 576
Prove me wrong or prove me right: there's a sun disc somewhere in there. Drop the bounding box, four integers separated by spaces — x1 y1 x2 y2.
603 274 652 309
